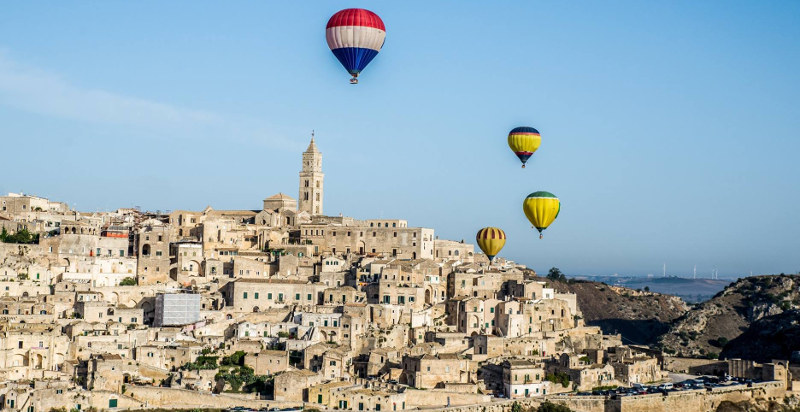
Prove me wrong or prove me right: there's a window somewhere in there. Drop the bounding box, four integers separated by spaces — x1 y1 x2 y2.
243 292 248 299
268 293 273 299
307 293 312 300
393 232 397 237
296 293 300 300
254 292 259 299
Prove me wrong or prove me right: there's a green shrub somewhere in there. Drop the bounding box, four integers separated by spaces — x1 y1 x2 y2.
120 277 137 286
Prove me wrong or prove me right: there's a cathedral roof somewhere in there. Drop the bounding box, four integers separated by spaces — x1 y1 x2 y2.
264 193 295 201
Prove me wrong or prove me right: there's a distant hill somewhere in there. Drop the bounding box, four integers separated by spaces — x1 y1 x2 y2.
657 274 800 359
576 275 731 303
547 278 689 345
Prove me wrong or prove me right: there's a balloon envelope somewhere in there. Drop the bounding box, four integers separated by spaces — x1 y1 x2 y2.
476 227 506 262
522 191 560 237
326 9 386 78
507 126 541 167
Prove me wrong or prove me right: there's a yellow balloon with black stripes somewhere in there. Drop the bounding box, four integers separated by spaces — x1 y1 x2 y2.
508 126 541 168
522 191 560 239
476 227 506 263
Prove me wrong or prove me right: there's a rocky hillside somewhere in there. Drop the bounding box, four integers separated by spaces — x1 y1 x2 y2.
658 274 800 358
546 279 689 345
720 309 800 362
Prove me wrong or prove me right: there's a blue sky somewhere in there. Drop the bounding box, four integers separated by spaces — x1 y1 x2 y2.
1 1 799 277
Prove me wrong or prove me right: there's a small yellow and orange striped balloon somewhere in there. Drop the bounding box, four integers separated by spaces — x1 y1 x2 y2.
476 227 506 262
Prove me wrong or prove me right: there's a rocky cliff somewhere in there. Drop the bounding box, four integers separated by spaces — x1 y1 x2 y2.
658 274 800 358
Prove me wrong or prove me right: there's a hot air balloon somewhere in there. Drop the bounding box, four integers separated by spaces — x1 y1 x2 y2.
522 191 560 239
508 126 541 168
326 8 386 84
476 227 506 263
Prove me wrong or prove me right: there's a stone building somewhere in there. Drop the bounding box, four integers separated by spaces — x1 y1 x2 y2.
225 278 325 311
401 353 471 389
136 220 171 285
503 359 547 398
244 350 290 375
300 219 435 259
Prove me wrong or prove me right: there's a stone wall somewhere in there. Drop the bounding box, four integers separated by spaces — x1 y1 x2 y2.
402 381 785 412
663 356 728 375
616 381 785 412
404 389 492 408
123 386 301 409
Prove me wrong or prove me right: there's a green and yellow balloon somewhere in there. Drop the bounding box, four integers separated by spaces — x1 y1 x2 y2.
523 191 560 239
476 227 506 263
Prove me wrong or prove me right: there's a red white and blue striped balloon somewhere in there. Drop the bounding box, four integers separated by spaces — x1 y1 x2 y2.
326 8 385 82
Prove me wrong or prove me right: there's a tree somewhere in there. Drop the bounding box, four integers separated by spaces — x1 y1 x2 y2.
119 277 137 286
536 401 573 412
221 350 246 366
644 286 650 292
0 228 38 244
547 267 567 282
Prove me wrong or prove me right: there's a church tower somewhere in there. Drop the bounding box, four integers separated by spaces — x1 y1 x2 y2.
299 133 324 215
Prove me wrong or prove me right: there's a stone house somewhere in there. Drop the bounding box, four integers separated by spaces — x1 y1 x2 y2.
273 369 322 401
244 350 289 375
401 353 470 389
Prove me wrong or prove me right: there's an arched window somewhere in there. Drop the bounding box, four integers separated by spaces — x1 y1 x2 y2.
142 244 151 256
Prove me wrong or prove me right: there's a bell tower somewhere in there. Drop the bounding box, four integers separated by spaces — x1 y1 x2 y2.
299 132 324 215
